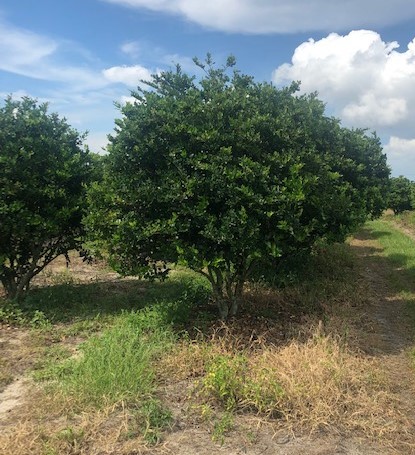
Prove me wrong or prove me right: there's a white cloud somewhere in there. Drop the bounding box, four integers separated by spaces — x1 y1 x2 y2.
0 89 31 100
120 95 139 105
0 20 108 89
101 0 415 33
86 131 110 153
273 30 415 178
273 30 415 130
102 65 152 86
383 137 415 178
342 94 407 127
0 22 57 69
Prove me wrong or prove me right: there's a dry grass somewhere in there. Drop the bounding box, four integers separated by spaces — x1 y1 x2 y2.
0 393 152 455
0 358 14 392
160 322 411 446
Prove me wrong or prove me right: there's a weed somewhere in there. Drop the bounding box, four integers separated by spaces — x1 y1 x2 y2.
55 426 85 446
139 400 173 444
29 310 52 330
32 345 73 381
52 314 172 409
0 301 26 325
202 354 248 411
212 411 233 444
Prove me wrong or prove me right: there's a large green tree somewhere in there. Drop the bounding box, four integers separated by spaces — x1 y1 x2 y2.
0 97 92 300
87 57 389 318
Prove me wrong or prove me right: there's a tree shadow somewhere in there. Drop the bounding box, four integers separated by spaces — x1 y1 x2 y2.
16 274 210 327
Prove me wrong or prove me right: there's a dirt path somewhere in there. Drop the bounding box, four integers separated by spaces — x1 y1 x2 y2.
349 231 415 442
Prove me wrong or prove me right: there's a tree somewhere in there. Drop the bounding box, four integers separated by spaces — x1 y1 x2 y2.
0 97 92 300
87 57 389 319
388 176 414 214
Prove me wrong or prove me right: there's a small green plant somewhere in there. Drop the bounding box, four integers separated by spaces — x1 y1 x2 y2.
50 270 77 286
56 426 85 445
200 352 285 417
202 354 248 411
140 400 172 444
244 367 284 416
212 411 233 444
0 301 26 325
29 310 51 330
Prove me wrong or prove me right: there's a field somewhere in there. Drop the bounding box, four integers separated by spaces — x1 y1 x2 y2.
1 214 415 454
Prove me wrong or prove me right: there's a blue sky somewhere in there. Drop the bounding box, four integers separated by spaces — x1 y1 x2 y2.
1 1 415 178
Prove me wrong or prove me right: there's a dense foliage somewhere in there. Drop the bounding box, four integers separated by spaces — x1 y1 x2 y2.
0 97 91 300
388 175 414 214
87 57 390 318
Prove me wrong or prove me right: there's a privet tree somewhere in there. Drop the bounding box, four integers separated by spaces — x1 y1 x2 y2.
388 176 414 214
0 97 91 300
87 56 389 318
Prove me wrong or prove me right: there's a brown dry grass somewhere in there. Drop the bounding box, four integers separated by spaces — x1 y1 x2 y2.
0 392 152 455
160 323 411 446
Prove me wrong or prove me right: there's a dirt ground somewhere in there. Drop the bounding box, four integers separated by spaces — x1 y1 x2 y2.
1 228 415 454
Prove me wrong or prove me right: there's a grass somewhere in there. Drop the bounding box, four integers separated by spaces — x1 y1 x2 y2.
364 217 415 384
365 218 415 323
52 307 175 408
1 228 415 453
161 324 401 439
386 210 415 234
0 358 14 390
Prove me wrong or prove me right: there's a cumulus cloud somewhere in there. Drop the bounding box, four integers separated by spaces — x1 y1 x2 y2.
273 30 415 129
273 30 415 177
102 65 152 86
101 0 415 33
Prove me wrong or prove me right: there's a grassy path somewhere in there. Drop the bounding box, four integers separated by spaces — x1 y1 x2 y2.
349 220 415 452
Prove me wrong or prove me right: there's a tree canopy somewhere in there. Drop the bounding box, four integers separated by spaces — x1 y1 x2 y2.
87 57 390 318
388 176 414 214
0 96 92 300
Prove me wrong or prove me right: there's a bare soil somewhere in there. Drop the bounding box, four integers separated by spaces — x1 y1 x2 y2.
1 230 415 454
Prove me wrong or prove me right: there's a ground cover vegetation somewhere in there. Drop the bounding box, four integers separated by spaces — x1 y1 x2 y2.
1 220 415 454
0 97 92 301
86 56 390 319
366 216 415 322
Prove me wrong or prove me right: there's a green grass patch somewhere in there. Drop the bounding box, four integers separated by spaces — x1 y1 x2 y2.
37 304 177 444
36 272 211 406
19 270 210 443
364 219 415 327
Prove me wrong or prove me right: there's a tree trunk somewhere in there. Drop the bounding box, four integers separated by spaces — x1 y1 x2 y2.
1 275 18 300
217 299 230 320
198 264 248 319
